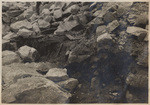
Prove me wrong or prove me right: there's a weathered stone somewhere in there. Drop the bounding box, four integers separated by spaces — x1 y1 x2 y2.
93 10 102 17
107 20 119 33
96 25 107 36
2 51 21 66
116 6 127 17
97 33 112 43
54 9 63 19
7 9 23 17
63 4 80 15
45 68 69 82
2 40 17 51
126 71 148 88
57 78 79 92
3 32 17 40
22 7 34 19
126 26 148 41
77 14 88 25
43 15 53 22
32 22 40 33
42 9 50 15
29 14 38 22
88 17 104 26
54 20 81 34
134 13 148 27
38 19 50 29
10 20 32 32
2 2 9 12
2 24 10 36
17 28 34 38
18 45 39 62
2 77 71 103
2 13 11 23
103 12 116 23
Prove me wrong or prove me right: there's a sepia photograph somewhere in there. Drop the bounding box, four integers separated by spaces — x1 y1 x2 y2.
1 1 149 103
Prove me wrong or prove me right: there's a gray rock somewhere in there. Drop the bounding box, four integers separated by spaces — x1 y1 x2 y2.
17 28 34 38
10 20 32 32
2 13 11 23
97 33 112 43
3 32 17 40
103 12 116 23
54 9 63 19
2 51 21 66
18 45 39 62
2 77 71 103
93 10 102 17
46 68 69 82
126 26 148 41
96 25 107 36
32 22 41 33
38 19 50 29
57 78 79 92
107 20 119 33
2 24 10 37
7 9 23 17
42 9 50 15
88 17 104 26
22 7 35 19
134 13 148 27
63 4 80 15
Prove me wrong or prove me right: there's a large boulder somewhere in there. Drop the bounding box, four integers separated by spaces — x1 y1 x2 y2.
18 45 39 62
10 20 32 32
2 77 71 103
126 26 148 41
2 51 21 66
45 68 69 82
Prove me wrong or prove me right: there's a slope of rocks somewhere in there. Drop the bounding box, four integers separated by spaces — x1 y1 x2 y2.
2 2 148 103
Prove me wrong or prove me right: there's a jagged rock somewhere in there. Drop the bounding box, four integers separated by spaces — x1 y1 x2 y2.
7 9 23 17
10 20 32 32
2 51 21 66
103 12 116 23
134 13 148 27
17 28 34 38
57 78 79 92
2 63 41 87
116 6 127 17
2 76 71 103
29 14 38 22
18 45 39 62
3 32 17 40
54 20 81 34
2 13 11 23
88 17 104 26
2 24 10 36
43 15 53 22
54 9 63 19
126 71 148 88
2 40 17 51
97 33 112 43
22 6 35 19
32 22 40 33
126 26 148 41
96 25 107 36
107 20 119 33
77 14 88 25
45 68 69 82
63 4 80 15
38 19 50 29
42 8 50 15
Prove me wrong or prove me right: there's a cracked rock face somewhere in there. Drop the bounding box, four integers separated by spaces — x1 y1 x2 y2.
2 1 148 104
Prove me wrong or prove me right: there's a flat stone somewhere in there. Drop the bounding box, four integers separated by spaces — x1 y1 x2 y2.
46 68 69 82
17 28 34 38
2 51 21 66
97 33 112 43
18 45 39 62
10 20 32 32
3 32 17 40
126 26 148 41
96 25 107 36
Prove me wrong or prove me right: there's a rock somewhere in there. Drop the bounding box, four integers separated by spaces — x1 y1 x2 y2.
77 14 88 25
2 77 71 103
126 71 148 88
97 33 112 43
22 7 34 19
116 6 127 17
2 40 17 51
2 13 11 23
43 15 53 22
7 9 23 17
3 32 17 40
32 22 41 33
42 9 50 15
107 20 119 33
10 20 32 32
103 12 116 23
2 24 10 36
2 63 41 87
2 2 9 12
2 51 21 66
54 20 81 34
88 17 104 26
57 78 79 92
96 25 107 36
54 2 66 10
126 26 148 41
93 10 102 17
17 28 34 38
54 9 63 19
38 19 50 29
29 14 38 22
134 13 148 28
63 4 80 15
45 68 69 82
18 45 39 62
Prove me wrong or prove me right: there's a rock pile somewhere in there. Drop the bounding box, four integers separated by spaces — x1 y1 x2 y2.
2 2 148 103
